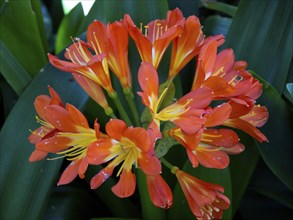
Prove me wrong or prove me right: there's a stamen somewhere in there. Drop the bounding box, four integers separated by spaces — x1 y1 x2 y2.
47 155 66 160
156 22 161 40
212 66 225 77
66 48 76 63
144 25 149 36
93 32 103 54
35 116 53 128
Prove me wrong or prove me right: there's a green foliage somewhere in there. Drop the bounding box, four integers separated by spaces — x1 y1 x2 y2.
0 0 48 78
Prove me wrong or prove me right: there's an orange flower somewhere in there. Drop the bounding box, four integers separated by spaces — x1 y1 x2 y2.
169 103 244 169
28 86 63 162
48 45 114 93
146 174 173 209
186 129 244 169
138 62 212 135
224 105 269 142
48 43 113 114
173 168 230 219
168 9 204 78
124 9 183 69
192 40 263 117
88 119 161 198
29 88 104 185
106 21 132 89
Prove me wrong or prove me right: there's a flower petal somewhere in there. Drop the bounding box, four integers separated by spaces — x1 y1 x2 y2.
87 138 112 165
196 146 230 169
240 105 269 127
28 149 48 162
139 152 161 175
137 62 159 109
66 104 89 129
57 160 81 185
111 170 136 198
202 129 239 147
87 20 107 53
36 135 70 153
204 103 232 127
123 127 151 152
147 175 173 209
34 95 51 120
45 105 78 132
90 166 114 189
224 118 268 142
106 119 127 140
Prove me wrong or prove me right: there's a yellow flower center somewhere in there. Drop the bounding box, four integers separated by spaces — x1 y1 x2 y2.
107 137 142 176
51 130 96 161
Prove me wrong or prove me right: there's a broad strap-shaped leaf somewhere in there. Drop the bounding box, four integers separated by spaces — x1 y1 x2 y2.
0 0 48 77
0 42 32 95
223 0 293 94
0 60 89 220
55 3 84 53
253 73 293 190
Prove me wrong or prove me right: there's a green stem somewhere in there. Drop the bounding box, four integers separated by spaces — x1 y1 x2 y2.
104 106 117 119
160 157 174 170
109 91 132 126
160 157 179 174
124 90 140 127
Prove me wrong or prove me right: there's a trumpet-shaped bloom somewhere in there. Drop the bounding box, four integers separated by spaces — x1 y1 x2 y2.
28 86 63 162
169 103 244 169
224 105 268 142
29 87 103 185
106 21 132 88
124 10 183 69
168 9 204 78
173 168 230 219
192 40 263 118
138 62 212 135
147 174 173 209
48 45 114 93
88 119 161 198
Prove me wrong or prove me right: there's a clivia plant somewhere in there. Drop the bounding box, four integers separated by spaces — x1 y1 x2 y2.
1 1 292 220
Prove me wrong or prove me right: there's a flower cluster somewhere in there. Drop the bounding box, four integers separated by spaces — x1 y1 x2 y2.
28 8 268 219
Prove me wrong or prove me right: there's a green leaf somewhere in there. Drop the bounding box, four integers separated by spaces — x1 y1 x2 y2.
252 73 293 190
78 0 169 34
140 107 152 129
44 185 112 219
55 3 84 53
155 137 177 158
91 218 141 220
0 60 89 219
283 83 293 105
168 162 232 220
201 1 237 17
85 166 141 218
248 158 293 210
158 82 175 111
229 133 260 216
223 0 293 94
0 0 48 77
203 15 232 36
0 42 32 95
0 75 18 118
